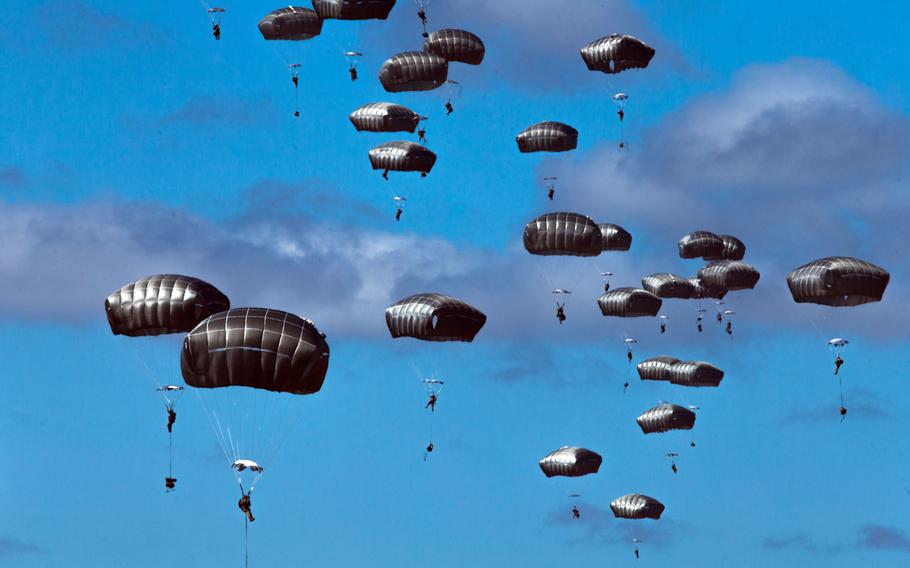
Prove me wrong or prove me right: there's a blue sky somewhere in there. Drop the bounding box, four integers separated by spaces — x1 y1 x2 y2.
2 1 909 566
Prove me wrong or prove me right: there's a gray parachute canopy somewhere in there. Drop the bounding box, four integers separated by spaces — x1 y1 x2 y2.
667 360 724 387
580 34 655 74
311 0 396 20
516 122 578 153
259 7 323 40
610 494 665 520
385 293 486 342
424 29 485 65
641 273 696 299
636 356 680 381
350 103 420 133
369 141 436 174
378 51 448 92
523 212 604 256
180 308 330 395
689 277 728 300
106 274 230 337
539 446 602 478
636 403 696 434
599 224 633 251
705 235 746 261
786 257 890 307
598 288 662 317
697 261 760 291
678 231 723 259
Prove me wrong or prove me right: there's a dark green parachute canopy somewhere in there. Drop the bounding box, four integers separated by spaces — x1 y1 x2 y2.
580 34 655 74
106 274 230 337
641 273 696 299
424 29 486 65
689 277 728 300
787 257 890 307
378 51 448 92
181 308 330 395
599 224 633 251
636 403 696 434
311 0 396 20
350 103 420 133
636 356 680 381
524 212 605 256
597 288 662 317
697 261 760 291
259 7 323 40
516 122 578 153
385 293 486 342
369 141 436 174
637 358 723 387
611 494 665 519
706 235 746 261
539 446 602 478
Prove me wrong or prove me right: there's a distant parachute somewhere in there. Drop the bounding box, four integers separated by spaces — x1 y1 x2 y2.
385 293 486 342
311 0 396 20
611 494 665 519
698 261 760 291
523 212 605 257
580 34 655 74
539 446 602 478
598 288 662 317
106 274 230 337
379 51 448 92
424 29 485 65
369 141 436 176
641 273 696 299
637 404 696 434
636 358 723 387
181 308 330 395
258 7 323 40
350 103 420 133
516 122 579 153
787 257 889 307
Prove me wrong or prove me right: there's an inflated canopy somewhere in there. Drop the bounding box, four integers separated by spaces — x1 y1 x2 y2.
350 103 420 133
641 273 696 299
705 235 746 261
636 404 696 434
180 308 330 395
259 7 323 40
385 293 486 342
539 446 602 478
106 274 230 337
689 277 727 300
424 29 485 65
678 231 723 259
786 257 889 307
368 141 436 174
516 122 578 153
379 51 448 92
523 212 604 256
667 360 724 387
597 288 662 317
697 261 760 291
580 34 655 74
599 224 632 251
636 356 680 381
311 0 396 20
611 494 665 519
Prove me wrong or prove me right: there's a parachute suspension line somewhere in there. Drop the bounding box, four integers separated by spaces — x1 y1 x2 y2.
126 340 166 391
244 517 249 568
194 390 235 468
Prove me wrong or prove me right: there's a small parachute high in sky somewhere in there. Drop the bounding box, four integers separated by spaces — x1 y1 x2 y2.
369 141 437 179
516 122 578 153
613 93 629 147
344 51 362 81
611 494 665 520
206 7 225 40
385 293 486 342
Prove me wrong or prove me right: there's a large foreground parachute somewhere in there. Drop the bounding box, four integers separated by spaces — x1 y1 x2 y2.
369 141 436 175
311 0 396 20
386 293 486 342
181 308 330 395
580 34 655 74
637 358 724 387
379 51 448 92
106 274 230 337
516 122 578 153
539 447 602 478
259 7 323 40
350 103 420 133
641 273 696 299
611 494 665 519
637 404 696 434
787 257 889 307
424 29 485 65
598 288 662 317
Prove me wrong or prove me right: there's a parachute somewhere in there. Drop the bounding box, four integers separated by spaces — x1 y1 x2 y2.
697 261 760 291
423 28 485 65
106 274 230 337
641 273 696 299
379 51 448 92
258 7 323 40
385 293 486 342
539 446 602 478
369 141 437 177
232 459 264 473
311 0 396 20
599 224 633 251
636 356 680 381
523 212 605 257
636 358 723 387
679 231 745 260
610 494 665 519
580 34 655 74
786 257 889 307
516 122 579 153
350 103 421 133
706 235 746 261
636 403 696 434
689 277 727 300
828 338 849 352
597 288 662 317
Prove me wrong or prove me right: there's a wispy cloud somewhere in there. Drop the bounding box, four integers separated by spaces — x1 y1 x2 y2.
0 167 25 188
857 525 910 553
761 533 842 554
0 536 43 557
32 1 167 51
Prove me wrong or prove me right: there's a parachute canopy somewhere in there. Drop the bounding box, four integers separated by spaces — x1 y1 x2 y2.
523 212 611 257
636 403 696 434
369 141 436 174
697 261 760 291
539 446 602 478
641 273 695 299
599 224 633 251
689 277 727 300
611 494 665 519
516 122 578 153
106 274 230 337
786 257 889 307
259 7 323 40
637 358 723 387
707 235 746 261
636 356 680 381
379 51 448 92
580 34 655 74
311 0 396 20
157 385 184 392
424 29 485 65
232 459 263 473
598 288 662 317
679 231 745 260
350 103 420 133
180 308 330 395
385 293 486 342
